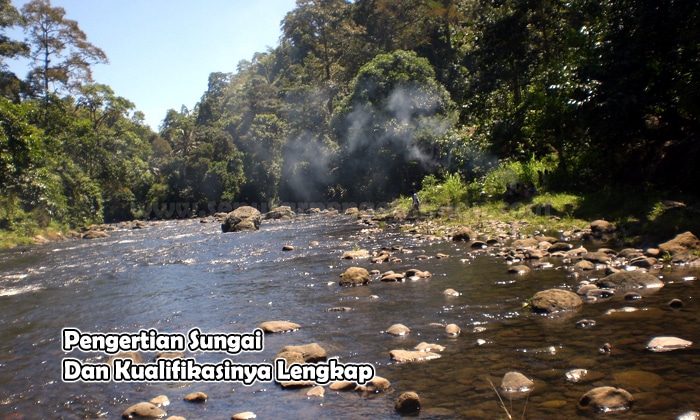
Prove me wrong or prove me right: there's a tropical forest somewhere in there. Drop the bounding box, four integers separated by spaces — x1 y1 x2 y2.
2 0 699 245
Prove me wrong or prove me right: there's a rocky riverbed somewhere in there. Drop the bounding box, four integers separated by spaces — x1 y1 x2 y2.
1 207 699 419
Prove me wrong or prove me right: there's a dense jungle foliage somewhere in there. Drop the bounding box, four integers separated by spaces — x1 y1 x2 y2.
1 0 699 238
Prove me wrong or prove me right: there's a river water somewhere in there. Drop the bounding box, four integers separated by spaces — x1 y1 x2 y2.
0 214 698 419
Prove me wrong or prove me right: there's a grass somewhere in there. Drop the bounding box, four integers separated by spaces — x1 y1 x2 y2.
0 222 70 249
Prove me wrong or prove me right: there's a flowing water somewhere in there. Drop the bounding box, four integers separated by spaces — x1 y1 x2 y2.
0 215 699 419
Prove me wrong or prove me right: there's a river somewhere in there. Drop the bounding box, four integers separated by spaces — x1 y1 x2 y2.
0 214 698 419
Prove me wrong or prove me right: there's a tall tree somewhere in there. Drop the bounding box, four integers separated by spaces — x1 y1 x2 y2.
21 0 107 101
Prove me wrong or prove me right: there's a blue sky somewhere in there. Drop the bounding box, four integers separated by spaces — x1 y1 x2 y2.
7 0 298 130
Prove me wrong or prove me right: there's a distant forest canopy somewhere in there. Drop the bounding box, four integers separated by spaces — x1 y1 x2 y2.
1 0 699 230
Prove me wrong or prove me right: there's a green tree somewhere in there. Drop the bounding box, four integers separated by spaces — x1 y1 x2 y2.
21 0 108 101
332 50 456 200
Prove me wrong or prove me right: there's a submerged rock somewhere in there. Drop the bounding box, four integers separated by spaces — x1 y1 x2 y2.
121 402 166 419
500 371 534 395
231 411 257 420
395 391 421 415
390 349 441 363
578 386 633 413
529 289 583 314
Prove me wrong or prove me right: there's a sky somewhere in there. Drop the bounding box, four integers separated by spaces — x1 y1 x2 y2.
7 0 299 130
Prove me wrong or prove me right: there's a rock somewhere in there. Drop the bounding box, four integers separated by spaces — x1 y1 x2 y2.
386 324 411 336
574 260 595 271
121 402 166 419
508 265 531 275
259 320 301 333
624 292 642 301
275 350 305 365
583 251 611 264
154 352 185 360
339 267 370 286
436 253 450 259
443 288 461 297
596 271 664 291
445 324 461 336
306 386 325 397
512 238 540 249
668 298 684 308
678 411 700 420
109 351 143 366
578 386 633 413
646 336 693 352
184 391 208 402
614 370 663 390
165 416 185 420
341 250 370 259
266 206 295 220
344 207 360 215
549 241 573 252
630 256 656 268
500 371 534 393
404 268 431 278
414 342 445 352
380 271 405 282
590 220 615 235
329 381 356 391
279 343 327 362
282 245 295 251
452 227 477 242
390 349 441 363
529 289 583 314
565 369 588 383
363 376 391 392
395 391 421 415
150 396 170 407
82 230 110 239
231 412 257 420
221 206 262 232
659 231 700 261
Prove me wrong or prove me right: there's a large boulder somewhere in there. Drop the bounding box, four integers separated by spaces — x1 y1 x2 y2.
529 289 583 314
221 206 262 232
659 231 700 261
595 271 664 291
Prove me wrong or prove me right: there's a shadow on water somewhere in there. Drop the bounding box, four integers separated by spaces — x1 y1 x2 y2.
0 215 699 418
